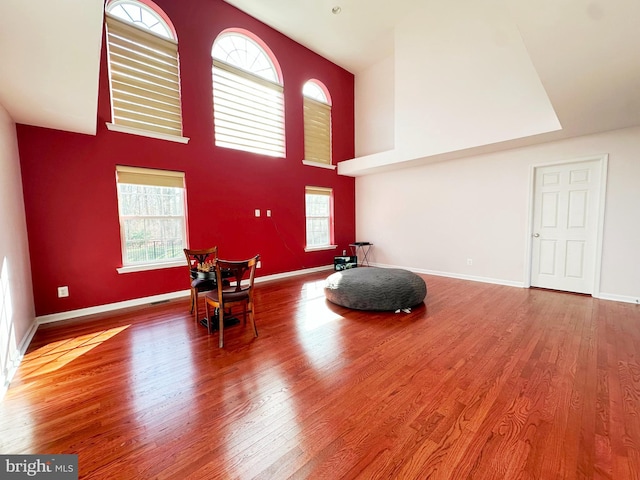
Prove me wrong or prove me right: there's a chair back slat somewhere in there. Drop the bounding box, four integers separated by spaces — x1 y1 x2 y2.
184 247 218 274
215 255 260 294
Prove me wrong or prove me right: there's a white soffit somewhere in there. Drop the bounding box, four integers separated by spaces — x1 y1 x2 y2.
0 0 104 135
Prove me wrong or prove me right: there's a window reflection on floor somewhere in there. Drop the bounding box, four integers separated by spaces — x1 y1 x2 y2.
296 279 344 370
129 320 195 433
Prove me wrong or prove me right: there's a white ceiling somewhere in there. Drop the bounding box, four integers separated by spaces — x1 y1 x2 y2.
0 0 104 135
223 0 422 74
227 0 640 140
1 0 639 165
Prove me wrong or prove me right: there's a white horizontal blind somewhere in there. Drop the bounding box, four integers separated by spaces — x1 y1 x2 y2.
106 14 183 137
213 60 285 157
304 97 332 164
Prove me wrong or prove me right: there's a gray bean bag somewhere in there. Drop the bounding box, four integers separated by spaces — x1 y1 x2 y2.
324 267 427 311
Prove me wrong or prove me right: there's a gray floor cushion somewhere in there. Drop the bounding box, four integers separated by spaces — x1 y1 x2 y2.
324 267 427 311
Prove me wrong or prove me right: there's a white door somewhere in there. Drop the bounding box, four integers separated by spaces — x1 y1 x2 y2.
530 159 603 294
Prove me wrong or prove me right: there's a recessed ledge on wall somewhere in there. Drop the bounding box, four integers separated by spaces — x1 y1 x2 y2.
106 123 190 144
338 128 571 177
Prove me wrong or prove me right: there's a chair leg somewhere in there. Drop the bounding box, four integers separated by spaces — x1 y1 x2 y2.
218 306 224 348
205 300 211 334
189 288 195 314
194 291 200 323
249 302 258 338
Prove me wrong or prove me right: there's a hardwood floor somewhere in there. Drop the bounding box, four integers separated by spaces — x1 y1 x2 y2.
2 272 640 479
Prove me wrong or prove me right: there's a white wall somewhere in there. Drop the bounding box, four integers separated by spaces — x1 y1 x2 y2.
394 0 560 159
356 125 640 303
349 0 562 171
355 54 394 157
0 103 35 395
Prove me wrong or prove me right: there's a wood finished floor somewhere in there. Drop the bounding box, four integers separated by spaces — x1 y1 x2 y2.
1 272 640 479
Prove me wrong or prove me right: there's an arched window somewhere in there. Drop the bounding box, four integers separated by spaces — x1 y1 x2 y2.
303 80 332 167
105 0 186 142
212 30 285 157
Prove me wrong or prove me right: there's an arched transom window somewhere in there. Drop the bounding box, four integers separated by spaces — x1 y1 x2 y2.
105 0 186 141
212 31 285 157
303 80 332 166
107 0 173 38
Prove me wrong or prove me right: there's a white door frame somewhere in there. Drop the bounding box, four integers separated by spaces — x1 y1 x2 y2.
523 154 608 297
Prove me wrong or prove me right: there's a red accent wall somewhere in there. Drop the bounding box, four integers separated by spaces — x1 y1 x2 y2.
17 0 355 317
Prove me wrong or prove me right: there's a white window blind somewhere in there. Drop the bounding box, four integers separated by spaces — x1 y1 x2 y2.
213 60 285 157
304 97 332 165
106 13 183 138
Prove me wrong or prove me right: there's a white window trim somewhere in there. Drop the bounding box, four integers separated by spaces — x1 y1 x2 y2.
106 123 190 144
304 244 338 253
116 165 188 269
117 259 187 274
302 160 336 170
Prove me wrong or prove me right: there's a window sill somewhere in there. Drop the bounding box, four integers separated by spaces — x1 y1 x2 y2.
117 260 186 274
106 123 190 144
304 244 338 252
302 160 336 170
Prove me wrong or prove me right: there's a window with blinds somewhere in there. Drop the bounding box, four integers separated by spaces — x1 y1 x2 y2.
116 166 187 269
105 3 184 142
212 32 285 158
303 81 332 166
305 186 334 249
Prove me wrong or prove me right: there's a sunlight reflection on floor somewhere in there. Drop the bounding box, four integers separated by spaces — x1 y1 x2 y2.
298 278 343 331
19 325 130 379
296 277 345 369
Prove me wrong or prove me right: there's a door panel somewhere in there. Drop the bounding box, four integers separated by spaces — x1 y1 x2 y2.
531 160 601 294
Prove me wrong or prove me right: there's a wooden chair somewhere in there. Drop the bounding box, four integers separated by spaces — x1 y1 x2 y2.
184 247 218 323
205 255 260 348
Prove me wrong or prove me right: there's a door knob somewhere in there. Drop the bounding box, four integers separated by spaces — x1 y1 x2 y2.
533 233 540 237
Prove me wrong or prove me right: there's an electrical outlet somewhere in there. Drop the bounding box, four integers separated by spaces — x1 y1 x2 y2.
257 260 262 268
58 286 69 298
266 210 271 217
254 209 260 217
467 258 473 266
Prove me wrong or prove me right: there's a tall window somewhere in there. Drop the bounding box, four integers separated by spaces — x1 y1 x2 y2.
305 187 334 250
116 166 187 269
303 81 332 167
105 0 186 142
212 31 285 157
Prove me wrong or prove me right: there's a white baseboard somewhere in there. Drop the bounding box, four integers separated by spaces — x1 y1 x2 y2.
371 262 526 288
36 264 334 325
1 319 37 401
254 264 333 283
37 289 192 325
596 293 640 304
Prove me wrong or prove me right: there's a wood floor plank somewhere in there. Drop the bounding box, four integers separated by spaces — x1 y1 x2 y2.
2 272 640 479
